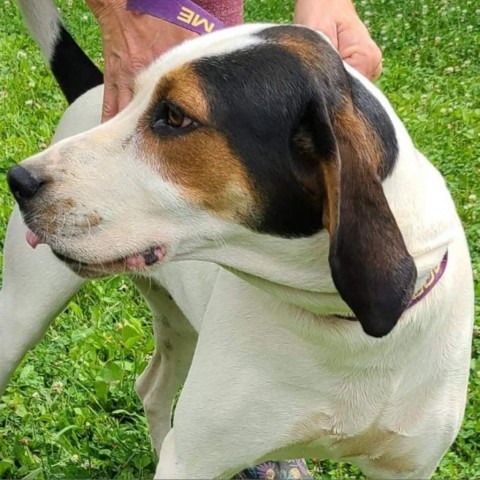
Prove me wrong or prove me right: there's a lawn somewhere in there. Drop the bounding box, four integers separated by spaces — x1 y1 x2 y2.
0 0 479 478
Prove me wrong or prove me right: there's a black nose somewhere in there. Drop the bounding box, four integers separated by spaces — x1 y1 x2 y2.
7 165 44 202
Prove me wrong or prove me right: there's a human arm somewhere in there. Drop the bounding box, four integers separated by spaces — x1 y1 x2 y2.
294 0 382 81
85 0 197 121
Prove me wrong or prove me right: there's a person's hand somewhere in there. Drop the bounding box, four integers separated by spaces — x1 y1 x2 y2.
86 0 196 122
294 0 382 81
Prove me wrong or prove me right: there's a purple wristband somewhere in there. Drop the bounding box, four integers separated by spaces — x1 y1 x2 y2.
126 0 225 35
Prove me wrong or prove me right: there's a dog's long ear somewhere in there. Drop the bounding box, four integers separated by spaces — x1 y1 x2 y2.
299 92 417 337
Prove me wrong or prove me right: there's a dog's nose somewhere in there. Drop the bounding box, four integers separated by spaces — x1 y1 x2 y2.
7 165 45 202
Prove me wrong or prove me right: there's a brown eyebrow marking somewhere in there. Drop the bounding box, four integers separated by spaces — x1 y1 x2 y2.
149 64 211 124
139 63 261 225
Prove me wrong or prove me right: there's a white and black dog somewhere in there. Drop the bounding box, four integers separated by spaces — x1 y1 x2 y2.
1 1 474 478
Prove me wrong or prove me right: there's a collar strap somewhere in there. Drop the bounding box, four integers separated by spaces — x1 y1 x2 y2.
335 250 449 321
126 0 225 35
408 250 448 308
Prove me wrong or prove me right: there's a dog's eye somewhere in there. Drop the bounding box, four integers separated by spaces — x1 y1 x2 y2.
151 101 196 134
167 105 192 128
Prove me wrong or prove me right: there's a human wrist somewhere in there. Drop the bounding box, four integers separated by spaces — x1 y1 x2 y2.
85 0 126 21
195 0 243 25
295 0 357 14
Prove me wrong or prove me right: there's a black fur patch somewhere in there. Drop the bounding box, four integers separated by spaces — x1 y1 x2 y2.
193 27 399 239
261 25 399 179
193 44 324 237
192 26 412 337
50 26 103 104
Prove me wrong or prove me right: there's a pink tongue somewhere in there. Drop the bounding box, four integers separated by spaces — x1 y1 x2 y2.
126 247 165 269
26 229 42 249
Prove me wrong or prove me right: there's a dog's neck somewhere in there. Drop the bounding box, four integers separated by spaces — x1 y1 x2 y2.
220 74 458 314
183 129 455 316
165 71 456 315
192 229 350 315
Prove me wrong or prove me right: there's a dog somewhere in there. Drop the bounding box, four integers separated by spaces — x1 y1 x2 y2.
1 1 474 478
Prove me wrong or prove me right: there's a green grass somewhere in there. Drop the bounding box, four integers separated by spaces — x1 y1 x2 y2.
0 0 479 477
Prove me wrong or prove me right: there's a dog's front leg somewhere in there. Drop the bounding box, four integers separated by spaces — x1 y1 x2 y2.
154 270 316 479
0 206 85 393
134 277 198 457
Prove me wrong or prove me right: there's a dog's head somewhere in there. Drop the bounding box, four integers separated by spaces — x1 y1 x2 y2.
8 24 416 337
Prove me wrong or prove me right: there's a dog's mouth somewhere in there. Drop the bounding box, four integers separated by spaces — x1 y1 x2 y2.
26 229 166 278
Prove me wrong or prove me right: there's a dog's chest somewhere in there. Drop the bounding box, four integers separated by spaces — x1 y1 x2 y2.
288 409 413 470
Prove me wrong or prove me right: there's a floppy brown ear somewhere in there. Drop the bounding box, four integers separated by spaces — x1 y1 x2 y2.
308 97 417 337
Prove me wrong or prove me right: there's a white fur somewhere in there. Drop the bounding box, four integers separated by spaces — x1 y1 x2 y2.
0 23 474 480
16 0 62 62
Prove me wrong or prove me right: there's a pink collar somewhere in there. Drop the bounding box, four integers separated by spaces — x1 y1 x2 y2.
408 251 448 309
336 251 448 321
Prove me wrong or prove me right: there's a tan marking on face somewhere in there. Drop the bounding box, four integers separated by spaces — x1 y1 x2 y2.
140 64 260 224
152 64 210 124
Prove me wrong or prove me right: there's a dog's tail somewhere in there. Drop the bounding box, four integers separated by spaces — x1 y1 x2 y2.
17 0 103 104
